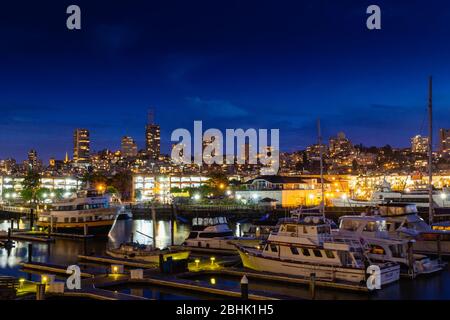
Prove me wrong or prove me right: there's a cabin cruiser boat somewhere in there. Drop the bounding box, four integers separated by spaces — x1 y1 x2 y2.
36 189 121 235
237 215 400 286
335 215 443 277
366 203 450 256
182 217 259 251
106 242 190 264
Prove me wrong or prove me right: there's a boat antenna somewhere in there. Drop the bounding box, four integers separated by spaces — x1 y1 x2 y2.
317 118 325 218
428 76 434 224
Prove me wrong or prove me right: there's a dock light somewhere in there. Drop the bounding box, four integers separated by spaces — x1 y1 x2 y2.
41 276 48 284
195 259 200 268
112 266 119 273
193 194 201 201
226 190 232 196
19 278 25 288
210 257 216 266
219 183 225 190
441 193 447 200
39 228 43 232
210 278 216 285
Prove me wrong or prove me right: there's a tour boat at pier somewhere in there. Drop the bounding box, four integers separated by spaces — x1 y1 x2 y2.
237 215 400 286
334 215 443 276
332 180 449 210
182 217 259 251
36 189 121 235
107 242 190 263
367 203 450 256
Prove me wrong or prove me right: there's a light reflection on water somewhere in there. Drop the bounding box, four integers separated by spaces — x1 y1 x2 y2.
2 218 450 299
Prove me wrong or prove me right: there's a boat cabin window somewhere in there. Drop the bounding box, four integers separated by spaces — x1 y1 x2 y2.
363 222 377 232
64 218 69 223
313 249 322 257
290 247 299 255
317 226 330 234
187 232 198 239
270 244 278 252
340 219 361 231
370 245 385 255
200 231 233 238
70 217 76 223
325 250 335 259
301 248 311 256
77 217 84 222
286 225 296 233
264 244 270 251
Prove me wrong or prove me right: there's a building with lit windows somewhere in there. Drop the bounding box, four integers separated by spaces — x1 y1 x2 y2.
73 128 90 163
132 175 209 203
411 135 429 154
439 128 450 156
121 136 138 158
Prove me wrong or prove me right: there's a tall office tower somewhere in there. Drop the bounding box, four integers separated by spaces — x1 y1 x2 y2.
73 128 90 163
145 110 160 160
121 136 138 158
439 128 450 155
27 149 38 169
411 135 429 154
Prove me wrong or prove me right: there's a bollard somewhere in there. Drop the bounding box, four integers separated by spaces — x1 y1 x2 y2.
28 243 33 263
437 234 442 264
36 283 46 300
309 273 316 300
407 240 415 278
240 275 248 300
30 209 34 229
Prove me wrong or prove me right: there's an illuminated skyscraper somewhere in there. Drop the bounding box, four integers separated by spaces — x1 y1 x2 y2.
121 136 138 158
73 128 90 163
411 135 429 154
27 149 39 169
145 110 160 160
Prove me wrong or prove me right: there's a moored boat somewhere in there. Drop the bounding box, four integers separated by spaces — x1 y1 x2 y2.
106 242 190 263
237 215 400 287
36 189 120 235
182 217 259 252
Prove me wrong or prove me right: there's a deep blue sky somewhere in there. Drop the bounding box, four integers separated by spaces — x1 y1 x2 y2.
1 0 450 161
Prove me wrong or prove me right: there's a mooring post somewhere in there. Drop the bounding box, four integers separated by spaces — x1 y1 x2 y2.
408 240 415 278
240 275 248 300
171 204 176 246
437 234 442 264
28 243 33 263
10 218 14 232
30 208 34 230
7 228 11 241
36 283 46 300
309 273 316 300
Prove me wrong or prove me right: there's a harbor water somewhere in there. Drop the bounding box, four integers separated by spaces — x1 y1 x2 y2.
1 217 450 300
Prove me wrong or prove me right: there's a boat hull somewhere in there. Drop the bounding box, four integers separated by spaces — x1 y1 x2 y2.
237 248 400 287
183 238 259 252
106 249 190 264
36 219 115 235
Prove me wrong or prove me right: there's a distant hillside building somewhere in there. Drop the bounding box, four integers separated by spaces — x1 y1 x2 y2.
121 136 138 158
439 128 450 155
411 135 429 154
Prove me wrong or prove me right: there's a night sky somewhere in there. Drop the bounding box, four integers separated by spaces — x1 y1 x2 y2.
1 0 450 161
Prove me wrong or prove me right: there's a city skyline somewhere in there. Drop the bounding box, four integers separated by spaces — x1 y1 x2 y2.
2 1 450 161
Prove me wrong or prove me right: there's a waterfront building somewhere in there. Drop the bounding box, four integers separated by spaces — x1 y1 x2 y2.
121 136 138 158
411 135 429 154
132 174 209 202
439 128 450 156
235 175 339 207
73 128 90 163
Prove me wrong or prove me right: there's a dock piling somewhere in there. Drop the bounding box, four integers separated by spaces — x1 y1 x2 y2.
437 234 442 264
10 219 14 231
30 209 34 229
240 275 248 300
309 273 316 300
36 283 46 300
28 243 33 263
407 240 415 278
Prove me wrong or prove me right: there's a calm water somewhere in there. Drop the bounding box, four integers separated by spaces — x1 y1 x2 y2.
1 217 450 299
